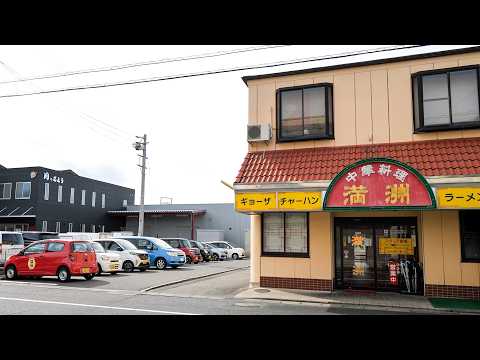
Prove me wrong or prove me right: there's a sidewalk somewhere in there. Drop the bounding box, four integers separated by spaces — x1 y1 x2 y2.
235 287 480 314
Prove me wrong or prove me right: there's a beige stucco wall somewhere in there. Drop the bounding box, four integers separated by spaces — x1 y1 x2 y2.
247 51 480 153
258 212 333 280
422 210 480 287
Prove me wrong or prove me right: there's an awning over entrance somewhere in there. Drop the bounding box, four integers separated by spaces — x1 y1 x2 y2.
0 206 36 218
233 138 480 212
235 137 480 184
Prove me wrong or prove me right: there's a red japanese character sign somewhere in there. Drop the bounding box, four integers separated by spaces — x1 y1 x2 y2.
323 158 436 210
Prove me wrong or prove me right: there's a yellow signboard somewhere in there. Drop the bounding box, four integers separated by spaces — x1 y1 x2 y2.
277 192 323 210
437 187 480 208
235 192 277 211
235 191 323 212
379 237 414 255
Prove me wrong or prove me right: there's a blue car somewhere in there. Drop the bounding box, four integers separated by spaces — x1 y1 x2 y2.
116 236 186 270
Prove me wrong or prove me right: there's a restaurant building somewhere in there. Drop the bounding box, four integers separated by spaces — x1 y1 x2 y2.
234 46 480 300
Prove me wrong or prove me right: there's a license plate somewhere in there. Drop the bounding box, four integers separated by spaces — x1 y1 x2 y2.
81 267 90 273
109 264 117 270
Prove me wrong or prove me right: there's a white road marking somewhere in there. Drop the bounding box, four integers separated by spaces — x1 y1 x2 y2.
0 296 200 315
1 281 58 286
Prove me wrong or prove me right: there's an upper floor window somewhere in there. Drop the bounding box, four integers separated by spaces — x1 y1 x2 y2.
57 185 63 203
44 183 49 201
15 182 31 199
70 187 75 204
101 193 106 209
81 190 86 206
413 66 480 132
0 183 12 200
92 191 96 207
277 84 333 142
122 199 128 207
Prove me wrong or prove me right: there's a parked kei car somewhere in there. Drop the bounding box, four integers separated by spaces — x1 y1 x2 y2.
202 242 227 261
4 239 98 282
95 239 149 272
117 236 186 270
0 231 24 266
22 231 59 247
161 238 200 264
90 241 121 275
190 240 211 262
206 241 245 260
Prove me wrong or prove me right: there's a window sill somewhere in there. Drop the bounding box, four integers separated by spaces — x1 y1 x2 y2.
461 259 480 263
414 122 480 133
277 135 334 143
261 253 310 258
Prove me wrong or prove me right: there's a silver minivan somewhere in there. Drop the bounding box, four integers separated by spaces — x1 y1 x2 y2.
0 231 25 266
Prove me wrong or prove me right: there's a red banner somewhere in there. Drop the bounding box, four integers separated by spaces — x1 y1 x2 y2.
324 159 435 209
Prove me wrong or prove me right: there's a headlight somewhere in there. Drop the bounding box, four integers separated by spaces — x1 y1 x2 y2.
166 251 178 256
130 251 139 256
101 255 110 261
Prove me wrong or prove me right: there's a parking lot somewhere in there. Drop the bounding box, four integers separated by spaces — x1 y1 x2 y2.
0 258 250 294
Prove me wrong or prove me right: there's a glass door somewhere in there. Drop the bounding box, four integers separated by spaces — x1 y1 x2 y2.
340 224 375 289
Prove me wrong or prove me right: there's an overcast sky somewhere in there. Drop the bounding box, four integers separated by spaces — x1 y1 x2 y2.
0 45 475 205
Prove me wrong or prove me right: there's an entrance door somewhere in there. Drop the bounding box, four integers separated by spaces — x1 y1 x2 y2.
338 223 375 289
335 218 420 293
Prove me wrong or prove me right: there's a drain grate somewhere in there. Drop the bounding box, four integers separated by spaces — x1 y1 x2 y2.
254 288 271 293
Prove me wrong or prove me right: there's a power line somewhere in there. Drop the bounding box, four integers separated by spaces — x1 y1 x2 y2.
0 45 425 99
0 45 291 85
0 59 134 144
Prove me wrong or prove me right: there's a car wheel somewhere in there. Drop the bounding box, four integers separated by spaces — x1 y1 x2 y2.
5 265 17 280
122 261 134 273
186 256 192 264
96 263 103 276
155 257 167 270
232 253 239 260
212 254 219 261
57 267 71 282
84 274 94 280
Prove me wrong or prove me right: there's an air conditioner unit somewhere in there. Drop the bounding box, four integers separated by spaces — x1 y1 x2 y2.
247 124 271 142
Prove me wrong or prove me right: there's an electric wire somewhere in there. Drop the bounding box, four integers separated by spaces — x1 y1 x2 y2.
0 60 134 145
0 45 291 85
0 45 427 99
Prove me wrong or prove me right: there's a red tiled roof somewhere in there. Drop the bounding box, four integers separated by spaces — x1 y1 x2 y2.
234 137 480 184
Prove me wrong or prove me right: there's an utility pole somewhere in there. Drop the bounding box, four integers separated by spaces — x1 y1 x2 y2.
133 134 147 236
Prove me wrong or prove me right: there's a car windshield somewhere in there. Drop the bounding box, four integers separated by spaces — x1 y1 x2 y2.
91 242 105 253
180 239 192 248
194 242 204 249
115 239 137 250
153 238 173 249
1 233 24 245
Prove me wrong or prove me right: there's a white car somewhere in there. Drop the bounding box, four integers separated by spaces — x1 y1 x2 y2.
90 241 121 275
206 241 246 260
94 238 150 272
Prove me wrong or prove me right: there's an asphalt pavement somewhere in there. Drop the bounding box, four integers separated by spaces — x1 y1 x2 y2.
0 260 438 315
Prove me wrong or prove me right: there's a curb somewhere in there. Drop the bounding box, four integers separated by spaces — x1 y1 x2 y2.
237 294 480 315
139 265 250 293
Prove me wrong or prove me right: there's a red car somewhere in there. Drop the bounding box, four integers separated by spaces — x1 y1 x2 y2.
161 238 201 264
4 239 98 282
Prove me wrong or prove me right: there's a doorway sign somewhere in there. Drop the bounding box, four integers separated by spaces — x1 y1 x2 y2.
323 158 436 210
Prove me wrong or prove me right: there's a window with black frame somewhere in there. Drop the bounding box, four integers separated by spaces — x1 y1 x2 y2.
413 66 480 132
262 212 308 257
277 84 333 141
460 210 480 262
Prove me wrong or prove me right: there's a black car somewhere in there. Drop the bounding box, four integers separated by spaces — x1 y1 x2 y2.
21 231 59 246
190 240 211 262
